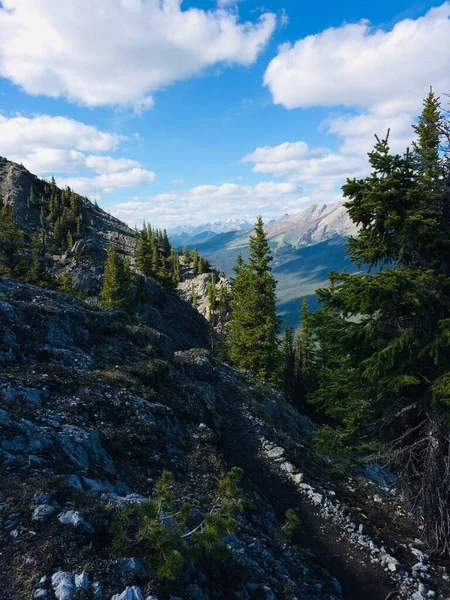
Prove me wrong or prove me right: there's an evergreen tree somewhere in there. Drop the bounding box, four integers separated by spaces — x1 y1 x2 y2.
216 284 231 362
59 271 74 294
0 198 24 277
279 325 295 402
67 230 74 251
310 91 450 550
101 246 133 311
228 217 280 381
27 231 47 285
207 275 217 323
294 298 316 407
192 249 199 273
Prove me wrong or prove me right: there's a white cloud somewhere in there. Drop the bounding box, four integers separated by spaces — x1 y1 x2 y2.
57 168 156 198
0 114 122 156
325 110 416 156
84 155 141 174
264 3 450 115
109 180 306 228
242 141 368 183
0 0 276 108
0 112 154 196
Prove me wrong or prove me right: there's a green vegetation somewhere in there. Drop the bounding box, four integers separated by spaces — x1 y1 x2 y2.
0 196 25 277
306 90 450 550
101 245 133 311
111 467 243 580
228 217 280 381
277 508 300 539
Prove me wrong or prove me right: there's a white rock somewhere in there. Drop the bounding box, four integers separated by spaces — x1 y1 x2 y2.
411 547 428 562
310 493 323 506
291 473 303 484
279 461 295 474
265 446 285 459
92 582 102 598
74 572 89 589
51 571 75 600
111 587 144 600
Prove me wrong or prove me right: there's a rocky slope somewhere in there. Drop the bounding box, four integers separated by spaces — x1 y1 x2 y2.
1 279 450 600
0 157 136 258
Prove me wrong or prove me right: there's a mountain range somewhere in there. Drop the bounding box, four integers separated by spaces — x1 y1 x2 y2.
174 203 359 327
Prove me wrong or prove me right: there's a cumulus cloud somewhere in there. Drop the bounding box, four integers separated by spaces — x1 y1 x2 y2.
242 141 368 183
0 0 276 108
109 180 305 228
264 3 450 114
0 114 122 156
0 112 155 196
325 110 416 155
57 168 156 198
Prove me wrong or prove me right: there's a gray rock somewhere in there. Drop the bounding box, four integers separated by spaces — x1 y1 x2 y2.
119 558 153 579
66 474 83 490
58 426 115 473
58 510 94 533
33 504 56 521
185 584 209 600
33 491 53 505
33 590 48 599
92 582 102 598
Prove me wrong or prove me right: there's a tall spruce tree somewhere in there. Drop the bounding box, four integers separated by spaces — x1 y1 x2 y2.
294 298 316 408
228 217 280 381
279 325 295 402
101 246 133 311
310 91 450 550
0 198 24 277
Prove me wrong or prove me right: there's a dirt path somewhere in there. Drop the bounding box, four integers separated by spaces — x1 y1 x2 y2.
220 398 398 600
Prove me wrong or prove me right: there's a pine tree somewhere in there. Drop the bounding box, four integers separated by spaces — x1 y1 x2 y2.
310 92 450 550
101 246 133 311
59 271 74 294
0 198 24 277
228 217 280 381
27 231 47 285
294 298 316 407
67 230 74 251
279 325 295 402
192 249 199 273
215 283 231 361
207 275 217 323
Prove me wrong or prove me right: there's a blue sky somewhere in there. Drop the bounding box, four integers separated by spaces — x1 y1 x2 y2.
0 0 449 228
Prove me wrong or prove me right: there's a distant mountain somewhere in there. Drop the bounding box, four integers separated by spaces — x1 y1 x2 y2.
181 203 360 327
264 203 357 248
169 218 252 246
